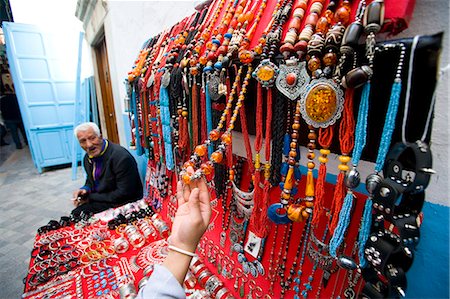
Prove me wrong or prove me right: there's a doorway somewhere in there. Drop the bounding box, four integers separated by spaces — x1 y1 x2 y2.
94 35 119 143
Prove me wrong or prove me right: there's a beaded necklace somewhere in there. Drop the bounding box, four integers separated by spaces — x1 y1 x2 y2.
280 0 309 59
355 41 405 266
285 218 311 297
180 64 252 183
253 0 292 88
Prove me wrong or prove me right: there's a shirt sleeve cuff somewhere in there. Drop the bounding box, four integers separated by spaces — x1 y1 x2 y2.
80 185 91 192
136 264 185 299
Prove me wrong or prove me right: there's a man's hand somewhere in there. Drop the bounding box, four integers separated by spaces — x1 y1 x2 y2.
170 167 211 253
71 189 88 207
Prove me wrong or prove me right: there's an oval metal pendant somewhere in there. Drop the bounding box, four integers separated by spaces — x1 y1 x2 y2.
300 78 344 128
242 262 250 274
252 59 279 88
268 203 292 224
276 59 310 101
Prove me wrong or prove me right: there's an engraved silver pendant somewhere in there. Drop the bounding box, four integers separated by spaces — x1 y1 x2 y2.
276 59 310 101
207 73 222 101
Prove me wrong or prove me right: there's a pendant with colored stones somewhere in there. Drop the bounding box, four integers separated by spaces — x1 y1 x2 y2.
300 77 344 128
252 59 279 88
276 59 310 101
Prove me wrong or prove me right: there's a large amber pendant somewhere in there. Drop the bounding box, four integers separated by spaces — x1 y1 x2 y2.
252 59 279 88
300 78 344 128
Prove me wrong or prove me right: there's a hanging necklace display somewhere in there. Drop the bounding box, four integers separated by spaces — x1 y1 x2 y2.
359 36 439 299
252 0 294 88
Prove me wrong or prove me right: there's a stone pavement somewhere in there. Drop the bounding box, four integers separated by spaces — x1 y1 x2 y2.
0 140 84 298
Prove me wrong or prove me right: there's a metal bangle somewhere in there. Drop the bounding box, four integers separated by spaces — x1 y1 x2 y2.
143 265 154 277
119 283 137 299
205 276 222 295
138 276 149 290
197 269 211 282
191 263 206 275
215 287 230 299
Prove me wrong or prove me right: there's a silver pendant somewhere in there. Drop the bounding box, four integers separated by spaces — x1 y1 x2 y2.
345 168 361 189
252 59 279 88
146 72 155 88
365 173 383 195
276 59 310 101
207 73 222 101
161 70 171 88
300 77 345 128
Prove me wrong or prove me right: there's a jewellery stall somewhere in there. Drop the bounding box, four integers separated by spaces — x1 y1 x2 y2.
23 0 442 298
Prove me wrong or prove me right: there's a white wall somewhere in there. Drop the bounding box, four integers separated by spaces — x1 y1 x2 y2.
104 1 200 145
9 0 94 78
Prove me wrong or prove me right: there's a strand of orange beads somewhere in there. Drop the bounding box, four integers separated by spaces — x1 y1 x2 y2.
241 0 267 46
180 65 253 184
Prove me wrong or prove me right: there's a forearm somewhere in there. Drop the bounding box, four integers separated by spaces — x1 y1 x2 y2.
162 250 192 286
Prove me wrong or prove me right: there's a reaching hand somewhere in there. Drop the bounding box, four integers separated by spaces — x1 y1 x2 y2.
72 189 88 207
169 168 211 253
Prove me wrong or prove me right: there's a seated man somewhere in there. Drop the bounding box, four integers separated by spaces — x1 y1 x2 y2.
71 122 143 217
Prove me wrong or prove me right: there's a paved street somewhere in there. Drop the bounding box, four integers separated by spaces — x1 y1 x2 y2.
0 137 84 298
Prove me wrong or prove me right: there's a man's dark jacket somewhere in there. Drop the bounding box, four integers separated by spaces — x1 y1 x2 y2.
83 140 143 206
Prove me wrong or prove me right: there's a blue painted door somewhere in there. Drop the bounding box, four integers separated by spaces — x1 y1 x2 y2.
3 22 81 172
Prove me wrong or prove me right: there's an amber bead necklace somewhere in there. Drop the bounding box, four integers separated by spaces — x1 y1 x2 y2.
180 64 253 183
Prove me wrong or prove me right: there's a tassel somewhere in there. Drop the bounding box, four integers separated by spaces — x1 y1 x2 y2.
329 192 354 257
191 82 199 146
329 172 346 234
205 79 213 156
312 163 327 226
250 169 263 236
312 126 334 226
358 198 373 267
200 85 207 143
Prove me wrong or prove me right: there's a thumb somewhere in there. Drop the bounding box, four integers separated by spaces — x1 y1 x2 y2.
188 188 201 219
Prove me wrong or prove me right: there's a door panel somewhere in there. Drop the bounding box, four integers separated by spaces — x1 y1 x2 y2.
94 36 119 143
3 22 81 172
